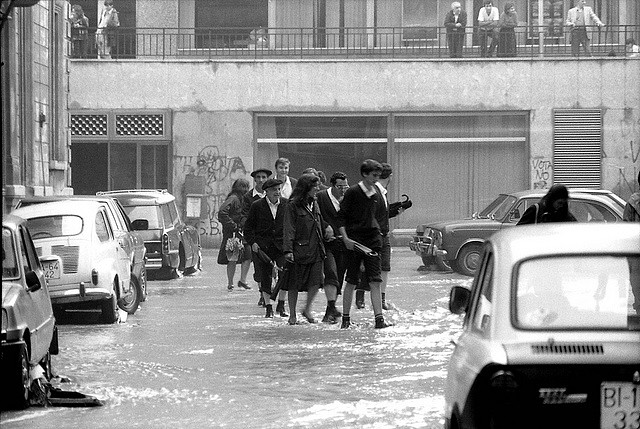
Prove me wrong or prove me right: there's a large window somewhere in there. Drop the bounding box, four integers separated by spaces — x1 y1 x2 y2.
195 0 268 48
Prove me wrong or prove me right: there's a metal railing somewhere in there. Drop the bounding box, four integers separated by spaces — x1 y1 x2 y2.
72 25 640 60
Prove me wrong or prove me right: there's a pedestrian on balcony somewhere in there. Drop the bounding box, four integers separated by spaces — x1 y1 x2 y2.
274 157 297 199
497 3 518 57
626 38 640 58
217 178 252 291
244 178 289 318
283 174 330 325
565 0 604 57
70 5 89 59
444 2 467 58
516 184 577 225
477 1 499 58
96 0 120 59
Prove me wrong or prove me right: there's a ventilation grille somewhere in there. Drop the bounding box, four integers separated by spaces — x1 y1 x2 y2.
51 245 80 274
553 109 602 188
115 114 164 136
70 115 108 136
531 343 604 355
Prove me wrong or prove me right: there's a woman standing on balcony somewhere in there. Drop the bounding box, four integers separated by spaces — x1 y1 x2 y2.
96 0 120 59
497 3 518 57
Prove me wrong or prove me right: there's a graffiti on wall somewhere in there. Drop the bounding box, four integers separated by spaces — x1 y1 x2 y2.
176 145 247 237
531 157 552 189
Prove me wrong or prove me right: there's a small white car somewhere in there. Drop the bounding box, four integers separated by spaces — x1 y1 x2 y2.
12 200 136 323
444 223 640 429
2 214 60 409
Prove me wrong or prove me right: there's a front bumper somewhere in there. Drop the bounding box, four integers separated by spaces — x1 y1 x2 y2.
409 237 448 258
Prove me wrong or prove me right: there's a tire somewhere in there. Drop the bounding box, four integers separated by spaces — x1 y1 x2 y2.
455 243 483 277
435 255 452 271
4 343 30 410
40 352 53 381
117 278 141 315
100 288 118 324
178 245 186 271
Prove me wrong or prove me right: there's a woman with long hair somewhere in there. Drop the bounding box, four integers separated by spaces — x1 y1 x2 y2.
283 174 331 324
217 178 252 290
517 184 577 225
497 2 518 57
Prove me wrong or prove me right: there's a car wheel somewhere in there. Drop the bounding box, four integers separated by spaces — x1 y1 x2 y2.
40 352 53 381
178 245 186 271
456 243 483 277
4 343 30 410
117 278 141 315
435 255 452 271
100 287 118 324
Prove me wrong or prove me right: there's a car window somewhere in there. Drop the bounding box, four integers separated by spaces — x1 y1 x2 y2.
114 201 133 229
168 201 180 225
161 204 172 229
472 253 494 333
2 227 19 279
28 215 84 238
515 255 638 330
569 201 618 223
123 205 161 229
95 210 112 242
508 198 538 223
104 202 125 231
20 226 41 272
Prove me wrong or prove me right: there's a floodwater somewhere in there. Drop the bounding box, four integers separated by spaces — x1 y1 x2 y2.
1 248 471 429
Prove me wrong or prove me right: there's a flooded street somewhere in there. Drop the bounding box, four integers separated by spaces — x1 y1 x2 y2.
1 248 471 429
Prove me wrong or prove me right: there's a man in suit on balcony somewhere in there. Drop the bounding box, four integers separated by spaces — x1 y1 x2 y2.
444 2 467 58
566 0 604 57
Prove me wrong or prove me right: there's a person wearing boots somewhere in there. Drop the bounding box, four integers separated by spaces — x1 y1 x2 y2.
244 178 289 318
316 172 350 323
241 167 272 305
338 159 392 329
283 174 331 325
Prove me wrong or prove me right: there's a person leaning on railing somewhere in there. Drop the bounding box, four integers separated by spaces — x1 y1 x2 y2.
496 2 518 57
565 0 604 57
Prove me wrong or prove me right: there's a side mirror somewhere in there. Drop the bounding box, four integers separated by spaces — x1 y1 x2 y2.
130 219 149 231
25 270 42 292
449 285 471 314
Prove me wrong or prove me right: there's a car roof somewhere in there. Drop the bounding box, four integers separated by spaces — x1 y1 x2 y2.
11 200 107 219
504 188 620 199
488 223 640 264
17 195 122 208
97 189 175 205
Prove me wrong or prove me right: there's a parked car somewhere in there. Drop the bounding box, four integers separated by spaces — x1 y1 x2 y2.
444 223 640 429
98 190 201 278
2 214 61 409
409 189 625 276
12 200 138 323
16 195 149 304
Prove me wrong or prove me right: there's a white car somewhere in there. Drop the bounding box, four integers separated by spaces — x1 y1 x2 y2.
444 223 640 429
12 200 136 323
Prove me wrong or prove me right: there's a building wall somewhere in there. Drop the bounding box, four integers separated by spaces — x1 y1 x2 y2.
68 58 640 245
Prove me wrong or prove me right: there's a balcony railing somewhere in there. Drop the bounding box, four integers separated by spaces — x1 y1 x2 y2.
74 25 640 60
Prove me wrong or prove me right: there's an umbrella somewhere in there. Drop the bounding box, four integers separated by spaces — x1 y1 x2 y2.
353 240 378 257
270 261 292 301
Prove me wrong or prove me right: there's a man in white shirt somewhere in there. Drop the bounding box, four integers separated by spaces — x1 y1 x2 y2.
274 157 297 199
566 0 604 57
478 0 499 57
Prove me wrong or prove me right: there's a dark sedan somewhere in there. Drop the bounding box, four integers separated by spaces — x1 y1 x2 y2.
409 189 625 276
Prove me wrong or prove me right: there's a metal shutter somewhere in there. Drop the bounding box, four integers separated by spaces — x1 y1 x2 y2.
553 109 602 188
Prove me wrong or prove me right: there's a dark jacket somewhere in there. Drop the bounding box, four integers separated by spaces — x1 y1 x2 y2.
243 197 288 254
217 193 244 234
283 200 327 265
444 9 467 33
517 202 577 225
316 189 340 233
240 189 264 229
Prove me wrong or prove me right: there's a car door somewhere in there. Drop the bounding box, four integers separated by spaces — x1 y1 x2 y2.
168 199 197 265
102 202 134 277
18 225 54 363
95 208 130 295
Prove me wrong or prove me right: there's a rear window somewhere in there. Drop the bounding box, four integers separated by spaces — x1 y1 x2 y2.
122 205 162 229
27 215 84 238
515 255 639 331
2 227 19 279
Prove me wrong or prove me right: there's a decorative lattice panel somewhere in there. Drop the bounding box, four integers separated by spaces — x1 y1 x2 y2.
115 114 164 136
70 114 108 136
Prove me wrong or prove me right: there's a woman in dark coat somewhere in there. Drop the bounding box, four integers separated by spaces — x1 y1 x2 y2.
283 174 331 325
517 184 577 225
217 178 252 290
497 2 518 57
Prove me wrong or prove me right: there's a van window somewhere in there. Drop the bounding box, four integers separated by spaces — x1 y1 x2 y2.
168 201 180 225
161 204 172 229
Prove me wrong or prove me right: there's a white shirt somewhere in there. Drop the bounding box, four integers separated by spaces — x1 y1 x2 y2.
252 188 265 199
358 181 377 198
376 182 388 208
280 176 293 199
478 6 499 24
328 189 341 212
267 198 280 219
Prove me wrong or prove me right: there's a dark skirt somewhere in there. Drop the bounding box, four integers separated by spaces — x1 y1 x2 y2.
285 260 323 293
497 27 517 57
216 232 251 265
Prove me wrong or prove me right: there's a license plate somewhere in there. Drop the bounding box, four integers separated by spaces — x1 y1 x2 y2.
601 382 640 429
43 260 60 280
